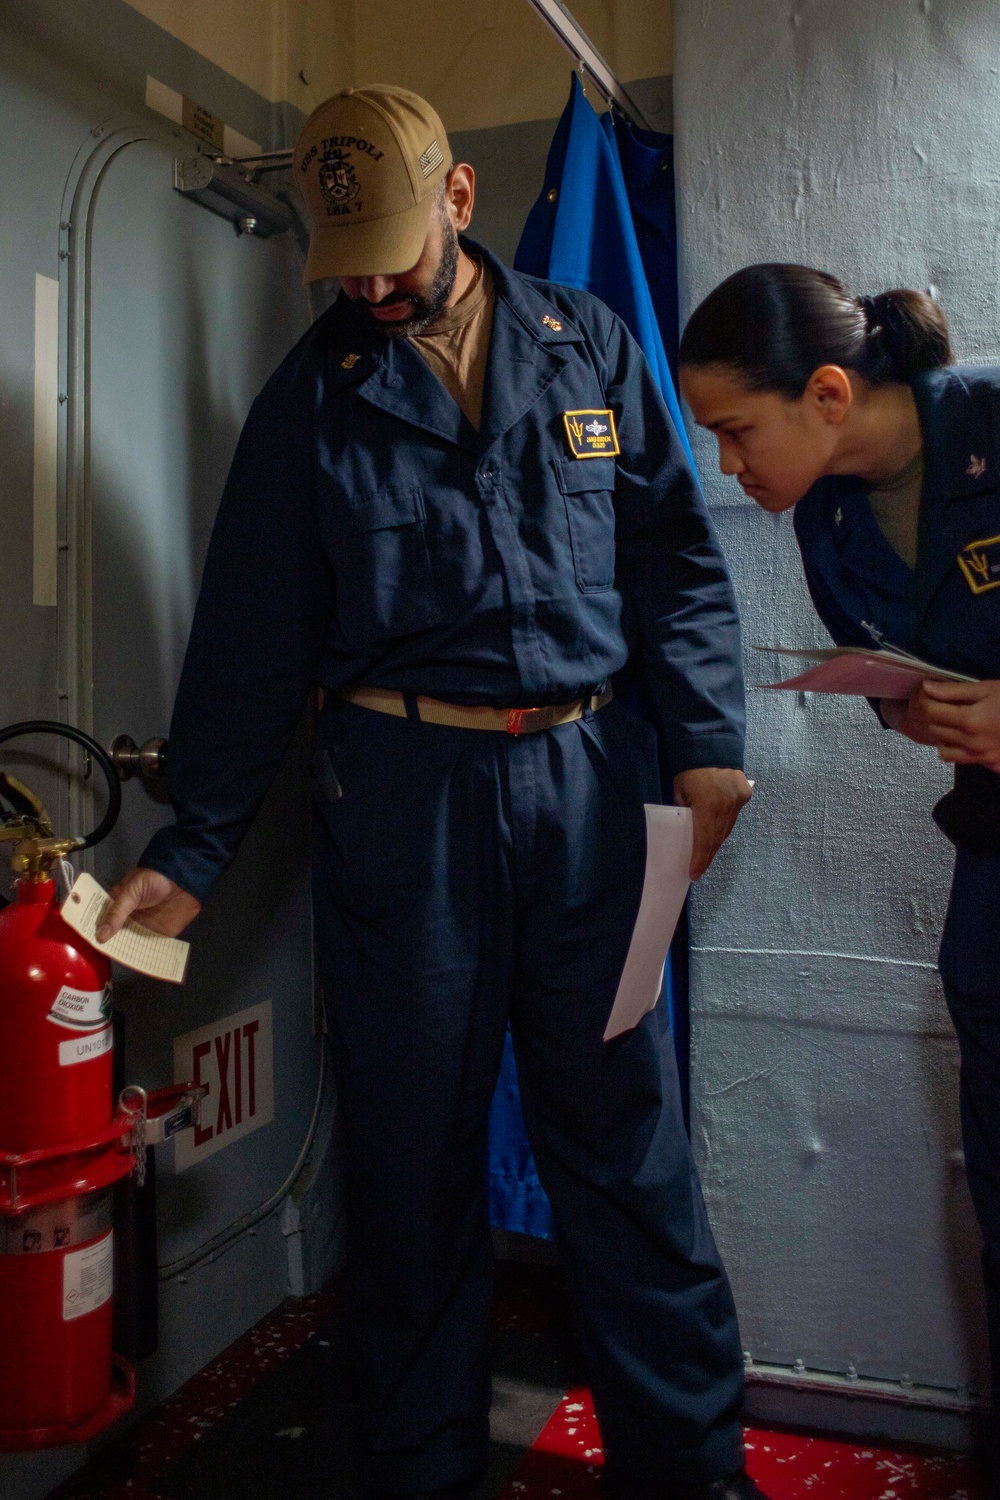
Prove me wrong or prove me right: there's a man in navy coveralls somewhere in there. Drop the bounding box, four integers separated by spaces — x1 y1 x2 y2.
101 86 764 1500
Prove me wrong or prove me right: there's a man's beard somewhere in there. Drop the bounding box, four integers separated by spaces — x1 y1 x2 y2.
359 216 460 338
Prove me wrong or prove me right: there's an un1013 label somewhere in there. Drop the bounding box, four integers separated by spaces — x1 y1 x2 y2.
59 1026 113 1067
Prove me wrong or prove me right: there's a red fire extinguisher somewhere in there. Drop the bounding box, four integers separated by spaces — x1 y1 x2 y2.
0 722 146 1449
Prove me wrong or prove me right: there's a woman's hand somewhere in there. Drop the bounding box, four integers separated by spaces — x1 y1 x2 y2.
896 678 1000 772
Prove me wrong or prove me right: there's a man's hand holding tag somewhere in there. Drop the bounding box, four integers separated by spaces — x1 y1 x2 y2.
96 868 202 942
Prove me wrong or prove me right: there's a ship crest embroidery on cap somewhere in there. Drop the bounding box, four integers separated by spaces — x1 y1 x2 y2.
318 145 362 216
419 140 444 177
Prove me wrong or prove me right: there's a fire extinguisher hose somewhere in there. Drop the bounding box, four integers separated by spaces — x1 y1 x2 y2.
0 721 122 848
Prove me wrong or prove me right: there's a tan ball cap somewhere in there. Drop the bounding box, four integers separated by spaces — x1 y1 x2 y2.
294 85 453 281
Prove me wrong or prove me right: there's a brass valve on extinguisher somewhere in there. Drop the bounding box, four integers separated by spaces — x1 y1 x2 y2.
0 719 121 889
0 770 84 881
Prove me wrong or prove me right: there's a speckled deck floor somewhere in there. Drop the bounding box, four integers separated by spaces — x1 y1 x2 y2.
504 1387 987 1500
46 1264 989 1500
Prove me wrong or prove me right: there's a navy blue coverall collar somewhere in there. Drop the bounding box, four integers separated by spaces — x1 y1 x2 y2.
816 368 1000 625
320 239 586 454
912 367 1000 614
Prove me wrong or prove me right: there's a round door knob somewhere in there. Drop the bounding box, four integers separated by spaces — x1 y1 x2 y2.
110 735 168 784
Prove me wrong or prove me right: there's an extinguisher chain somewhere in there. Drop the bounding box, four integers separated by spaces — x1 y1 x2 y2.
119 1085 149 1189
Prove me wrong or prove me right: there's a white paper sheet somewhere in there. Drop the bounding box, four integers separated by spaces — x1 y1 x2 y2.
603 804 692 1042
753 645 976 698
61 872 190 984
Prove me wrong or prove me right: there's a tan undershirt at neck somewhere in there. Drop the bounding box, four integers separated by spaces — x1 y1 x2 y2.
866 448 924 571
408 258 495 431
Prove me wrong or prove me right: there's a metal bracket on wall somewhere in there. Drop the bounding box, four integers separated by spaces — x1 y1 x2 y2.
172 154 293 237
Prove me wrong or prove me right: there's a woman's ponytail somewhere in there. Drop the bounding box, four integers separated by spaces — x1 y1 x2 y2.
680 264 953 396
859 289 952 383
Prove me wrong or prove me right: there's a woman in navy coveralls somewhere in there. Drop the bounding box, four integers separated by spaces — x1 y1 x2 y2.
678 264 1000 1490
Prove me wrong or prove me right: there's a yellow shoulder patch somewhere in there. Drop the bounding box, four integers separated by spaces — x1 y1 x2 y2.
563 409 620 460
957 534 1000 594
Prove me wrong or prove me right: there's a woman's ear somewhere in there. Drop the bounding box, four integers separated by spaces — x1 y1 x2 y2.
805 364 854 425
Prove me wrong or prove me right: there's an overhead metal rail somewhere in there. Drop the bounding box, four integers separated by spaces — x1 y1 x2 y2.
187 0 651 193
524 0 652 130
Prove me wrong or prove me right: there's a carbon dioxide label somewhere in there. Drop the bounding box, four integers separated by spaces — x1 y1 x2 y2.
47 982 112 1031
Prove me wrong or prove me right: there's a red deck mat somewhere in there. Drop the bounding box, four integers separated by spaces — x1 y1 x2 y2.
498 1387 988 1500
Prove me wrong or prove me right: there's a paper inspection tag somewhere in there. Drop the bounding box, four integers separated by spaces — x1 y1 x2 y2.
61 872 190 984
603 805 692 1042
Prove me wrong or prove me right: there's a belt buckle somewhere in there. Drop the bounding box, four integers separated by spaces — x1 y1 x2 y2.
506 705 565 736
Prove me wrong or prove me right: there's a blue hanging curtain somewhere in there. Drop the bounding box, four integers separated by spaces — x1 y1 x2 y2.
514 72 693 465
487 1030 554 1239
487 75 691 1241
609 110 681 382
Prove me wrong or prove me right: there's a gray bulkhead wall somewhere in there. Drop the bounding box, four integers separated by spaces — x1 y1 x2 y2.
0 8 336 1499
673 0 998 1433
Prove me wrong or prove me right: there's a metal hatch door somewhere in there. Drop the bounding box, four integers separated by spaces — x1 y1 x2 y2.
69 128 326 1389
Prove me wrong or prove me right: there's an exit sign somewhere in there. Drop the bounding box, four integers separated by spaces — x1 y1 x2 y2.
173 1001 274 1170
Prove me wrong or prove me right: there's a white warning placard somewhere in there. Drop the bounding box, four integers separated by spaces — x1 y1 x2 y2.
172 1000 274 1171
63 1231 113 1321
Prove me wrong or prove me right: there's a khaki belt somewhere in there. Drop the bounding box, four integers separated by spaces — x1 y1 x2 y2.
339 685 613 736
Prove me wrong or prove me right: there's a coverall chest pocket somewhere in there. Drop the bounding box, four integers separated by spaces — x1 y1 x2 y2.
957 579 1000 670
941 514 1000 673
555 458 617 592
320 485 442 648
